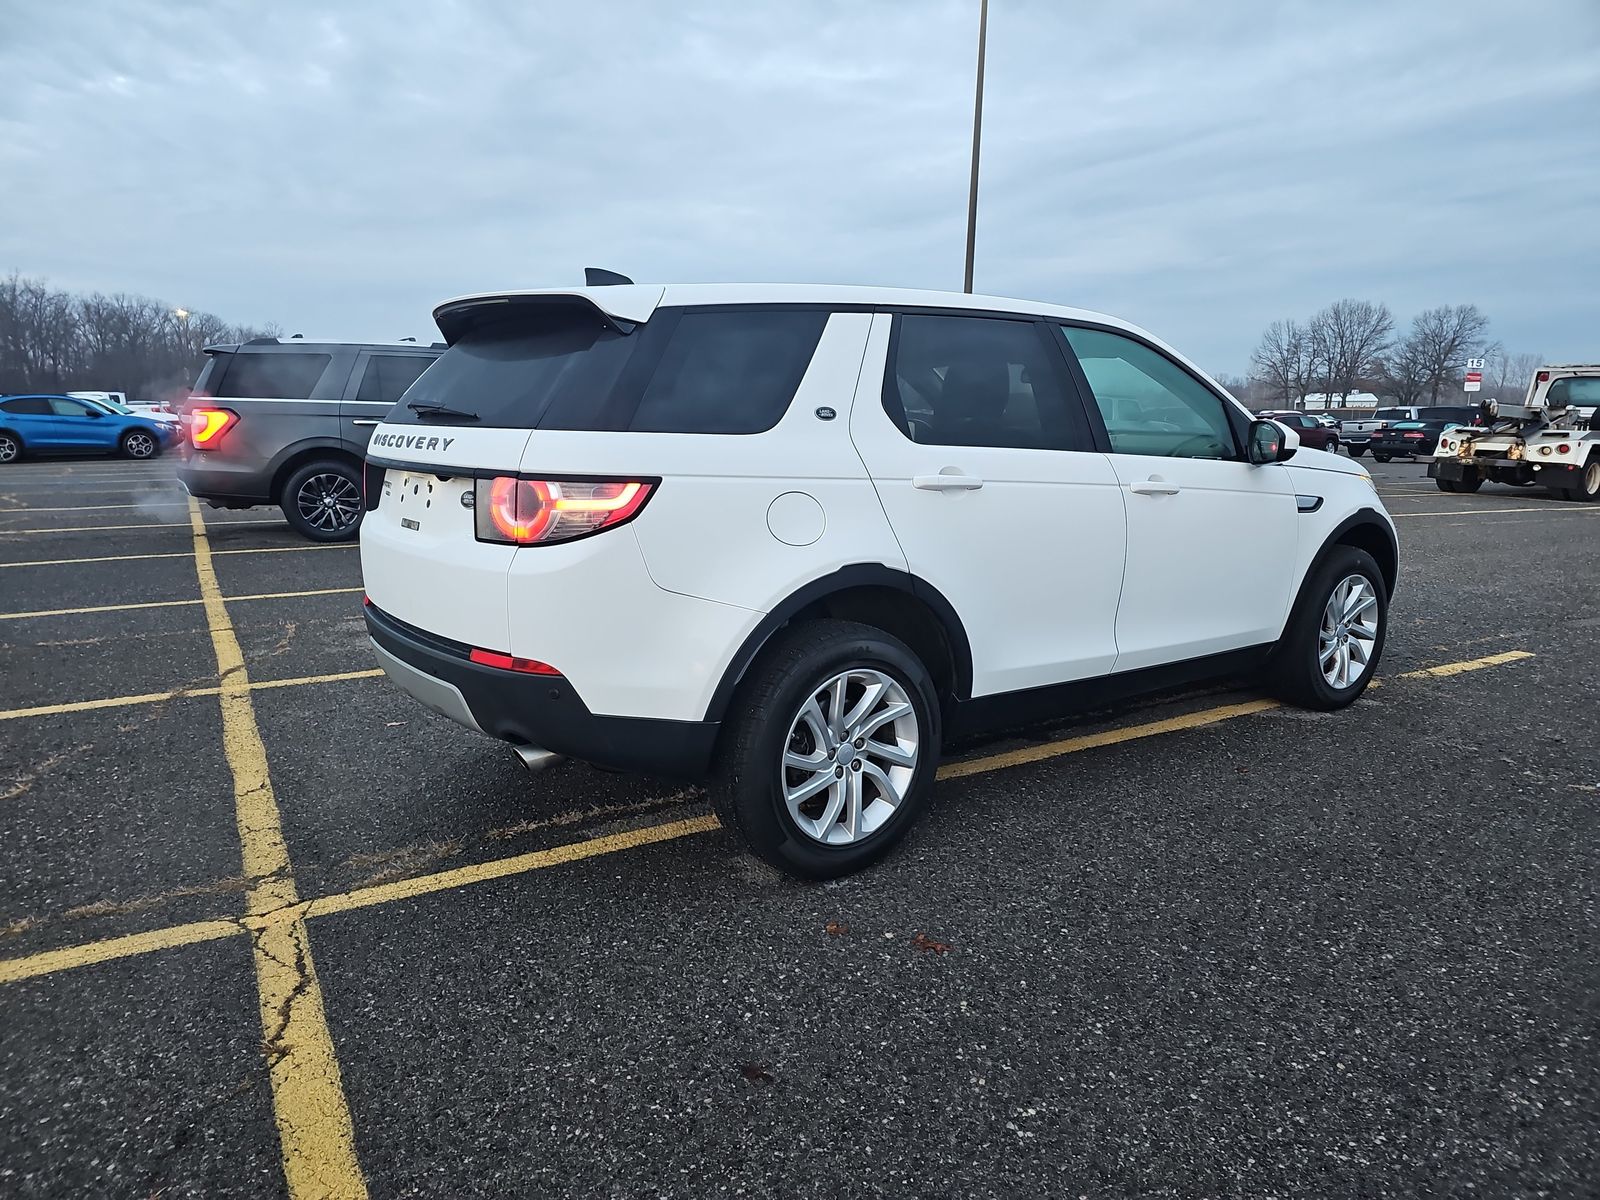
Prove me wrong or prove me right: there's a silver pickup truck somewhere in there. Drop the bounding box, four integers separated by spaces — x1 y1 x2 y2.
178 338 442 540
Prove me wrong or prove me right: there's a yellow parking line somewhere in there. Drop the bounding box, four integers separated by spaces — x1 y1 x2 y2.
0 544 356 569
305 816 723 919
936 698 1282 780
1398 649 1535 678
187 498 368 1200
0 648 1541 993
0 919 242 985
0 587 364 622
0 668 383 722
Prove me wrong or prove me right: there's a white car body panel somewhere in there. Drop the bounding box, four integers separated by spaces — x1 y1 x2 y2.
848 313 1128 694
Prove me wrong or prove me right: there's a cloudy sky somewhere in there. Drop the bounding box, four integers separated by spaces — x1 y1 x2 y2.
2 0 1596 373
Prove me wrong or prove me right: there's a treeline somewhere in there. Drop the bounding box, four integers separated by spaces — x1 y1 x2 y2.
0 273 276 400
1247 299 1539 409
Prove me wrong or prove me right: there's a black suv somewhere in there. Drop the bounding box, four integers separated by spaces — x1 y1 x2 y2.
178 338 441 540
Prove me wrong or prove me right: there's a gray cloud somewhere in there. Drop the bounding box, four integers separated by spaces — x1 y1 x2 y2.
2 0 1596 372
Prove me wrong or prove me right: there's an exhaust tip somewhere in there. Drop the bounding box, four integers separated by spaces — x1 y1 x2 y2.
511 744 564 773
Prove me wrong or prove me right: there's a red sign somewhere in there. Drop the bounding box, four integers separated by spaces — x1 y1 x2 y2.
1465 370 1482 384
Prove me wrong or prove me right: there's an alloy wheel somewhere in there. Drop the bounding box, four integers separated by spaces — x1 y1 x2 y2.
1318 574 1380 689
125 432 155 458
781 668 919 845
296 472 361 533
0 436 17 463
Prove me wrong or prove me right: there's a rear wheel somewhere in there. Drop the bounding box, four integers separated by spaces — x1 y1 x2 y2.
120 429 158 459
0 432 19 464
1267 546 1387 710
1435 478 1458 493
1348 445 1365 458
1565 457 1600 502
1455 473 1483 493
1373 452 1392 463
711 620 939 879
281 459 363 541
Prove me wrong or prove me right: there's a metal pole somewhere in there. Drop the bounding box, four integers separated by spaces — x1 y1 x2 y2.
962 0 988 294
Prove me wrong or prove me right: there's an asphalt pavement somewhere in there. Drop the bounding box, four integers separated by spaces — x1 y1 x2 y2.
1 452 1595 1198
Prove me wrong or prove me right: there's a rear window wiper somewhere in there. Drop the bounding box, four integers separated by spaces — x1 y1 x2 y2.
406 400 479 421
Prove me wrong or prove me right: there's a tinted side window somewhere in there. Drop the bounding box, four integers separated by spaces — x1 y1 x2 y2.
1419 406 1476 422
885 315 1091 451
215 352 332 399
628 310 826 434
48 397 94 416
2 397 52 415
1061 326 1238 459
357 355 434 405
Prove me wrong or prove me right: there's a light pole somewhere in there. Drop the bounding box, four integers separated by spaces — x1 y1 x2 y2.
962 0 989 294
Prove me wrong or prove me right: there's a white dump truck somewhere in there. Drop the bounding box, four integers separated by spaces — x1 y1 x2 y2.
1428 365 1600 501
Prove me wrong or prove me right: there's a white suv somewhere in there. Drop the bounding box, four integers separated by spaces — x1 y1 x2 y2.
361 283 1397 877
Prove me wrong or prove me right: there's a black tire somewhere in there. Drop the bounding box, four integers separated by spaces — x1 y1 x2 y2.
1347 445 1364 458
1455 473 1483 493
1435 477 1458 493
120 429 159 460
1564 457 1600 503
280 458 364 542
0 431 19 464
1373 452 1392 463
1327 438 1340 454
1266 545 1388 711
711 619 940 879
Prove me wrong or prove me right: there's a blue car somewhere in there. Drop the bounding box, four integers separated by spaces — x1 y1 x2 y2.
0 393 181 463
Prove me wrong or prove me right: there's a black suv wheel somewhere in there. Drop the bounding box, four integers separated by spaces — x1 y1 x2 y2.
281 459 363 541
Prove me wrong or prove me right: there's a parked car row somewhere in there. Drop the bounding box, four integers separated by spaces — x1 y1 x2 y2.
0 393 183 463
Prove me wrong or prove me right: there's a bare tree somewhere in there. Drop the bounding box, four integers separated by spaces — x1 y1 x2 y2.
1314 299 1393 401
1487 347 1542 397
1408 303 1491 403
1249 319 1302 407
1379 326 1431 407
0 273 272 397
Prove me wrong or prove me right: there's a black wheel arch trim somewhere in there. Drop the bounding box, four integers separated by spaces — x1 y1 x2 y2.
1298 507 1399 612
702 564 975 724
268 439 363 502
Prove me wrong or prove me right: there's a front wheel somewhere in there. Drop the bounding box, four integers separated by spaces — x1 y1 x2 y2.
1267 546 1387 711
120 429 159 459
1327 438 1340 454
711 620 940 879
280 459 363 541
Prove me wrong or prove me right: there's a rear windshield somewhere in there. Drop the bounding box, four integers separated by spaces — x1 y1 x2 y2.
390 305 827 434
1374 408 1413 421
213 351 332 400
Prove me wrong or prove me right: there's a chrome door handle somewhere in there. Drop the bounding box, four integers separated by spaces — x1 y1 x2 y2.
1128 479 1181 495
352 419 380 427
913 473 984 491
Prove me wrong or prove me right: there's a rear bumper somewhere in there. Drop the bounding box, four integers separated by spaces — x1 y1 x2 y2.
176 456 272 505
365 603 720 778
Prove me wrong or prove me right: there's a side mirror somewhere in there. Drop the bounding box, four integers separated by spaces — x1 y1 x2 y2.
1248 419 1298 464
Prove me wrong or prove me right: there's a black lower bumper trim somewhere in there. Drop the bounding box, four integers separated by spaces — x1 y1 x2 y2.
365 605 719 777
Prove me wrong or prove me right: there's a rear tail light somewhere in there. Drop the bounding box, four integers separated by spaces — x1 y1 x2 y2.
468 647 561 675
187 407 238 449
1536 371 1550 382
474 477 654 546
1558 443 1571 454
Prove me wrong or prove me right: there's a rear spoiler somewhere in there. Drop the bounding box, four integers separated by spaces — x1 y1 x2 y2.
432 287 664 344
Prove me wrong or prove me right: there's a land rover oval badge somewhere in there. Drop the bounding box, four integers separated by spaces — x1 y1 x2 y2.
815 406 837 421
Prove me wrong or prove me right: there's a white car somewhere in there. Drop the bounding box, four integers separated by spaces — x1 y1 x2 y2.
361 282 1397 877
